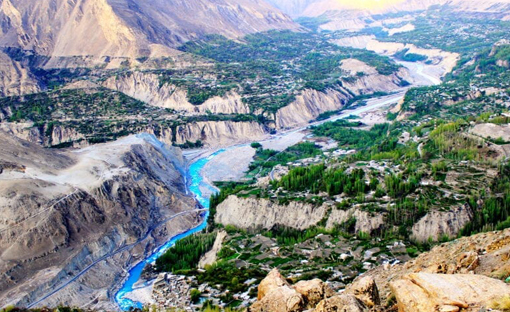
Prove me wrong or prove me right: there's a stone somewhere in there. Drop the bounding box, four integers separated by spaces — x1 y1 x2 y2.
294 278 336 308
349 276 380 307
257 268 291 300
249 285 304 312
390 273 510 312
313 295 366 312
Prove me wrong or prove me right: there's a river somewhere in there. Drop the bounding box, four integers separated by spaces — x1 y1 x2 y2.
114 59 443 310
114 150 225 310
113 91 405 310
114 92 409 310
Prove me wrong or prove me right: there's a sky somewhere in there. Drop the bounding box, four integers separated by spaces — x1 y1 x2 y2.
331 0 406 10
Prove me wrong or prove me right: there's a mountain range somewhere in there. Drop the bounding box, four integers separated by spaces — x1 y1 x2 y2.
0 0 297 58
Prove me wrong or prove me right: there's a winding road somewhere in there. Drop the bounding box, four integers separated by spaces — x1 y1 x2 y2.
26 208 207 309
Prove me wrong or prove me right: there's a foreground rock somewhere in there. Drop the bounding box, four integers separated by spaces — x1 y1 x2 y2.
250 269 338 312
346 276 380 308
257 268 291 300
348 228 510 303
250 229 510 312
294 279 336 309
313 295 366 312
391 273 510 312
250 285 304 312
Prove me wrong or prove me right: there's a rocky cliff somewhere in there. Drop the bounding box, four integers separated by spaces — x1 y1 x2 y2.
275 88 350 129
215 196 387 234
411 204 473 242
175 121 268 147
103 73 251 115
275 61 409 129
0 51 41 97
0 0 297 58
0 132 201 309
215 196 328 231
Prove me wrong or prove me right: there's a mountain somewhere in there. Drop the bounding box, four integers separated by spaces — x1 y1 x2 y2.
0 132 200 309
270 0 510 17
0 0 298 58
269 0 510 31
265 0 317 17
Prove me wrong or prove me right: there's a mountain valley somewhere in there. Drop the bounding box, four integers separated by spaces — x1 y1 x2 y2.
1 0 510 311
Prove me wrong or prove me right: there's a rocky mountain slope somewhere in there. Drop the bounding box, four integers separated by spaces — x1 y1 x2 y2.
250 228 510 312
0 51 41 97
0 0 297 58
0 132 201 309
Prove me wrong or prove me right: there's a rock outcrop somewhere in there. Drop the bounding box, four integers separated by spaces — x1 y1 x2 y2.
346 276 380 308
294 279 336 309
175 121 268 147
0 51 41 97
313 295 366 312
347 228 510 303
257 268 292 300
326 208 385 234
250 285 304 312
390 273 510 312
250 269 338 312
251 229 510 312
198 230 227 269
0 132 200 309
103 73 251 115
215 196 328 231
411 204 474 242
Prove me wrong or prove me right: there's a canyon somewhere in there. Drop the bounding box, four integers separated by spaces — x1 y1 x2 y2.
0 0 509 310
0 132 202 309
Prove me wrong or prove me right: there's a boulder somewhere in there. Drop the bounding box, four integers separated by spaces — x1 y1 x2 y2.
257 268 291 300
348 276 380 307
313 295 366 312
294 278 336 308
249 285 304 312
390 273 510 312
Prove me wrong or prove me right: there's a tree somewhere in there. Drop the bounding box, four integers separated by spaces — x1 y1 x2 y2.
190 288 201 304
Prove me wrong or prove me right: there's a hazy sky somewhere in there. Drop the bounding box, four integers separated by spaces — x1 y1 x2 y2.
332 0 406 9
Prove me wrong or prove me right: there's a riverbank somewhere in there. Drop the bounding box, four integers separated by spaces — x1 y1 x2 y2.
114 149 227 310
114 57 444 310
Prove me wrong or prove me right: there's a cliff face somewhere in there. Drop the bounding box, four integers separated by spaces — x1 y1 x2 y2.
215 196 388 234
411 204 474 242
0 132 200 309
0 51 41 97
0 0 297 58
275 88 350 129
175 121 268 147
275 61 409 129
215 196 328 231
103 73 251 115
